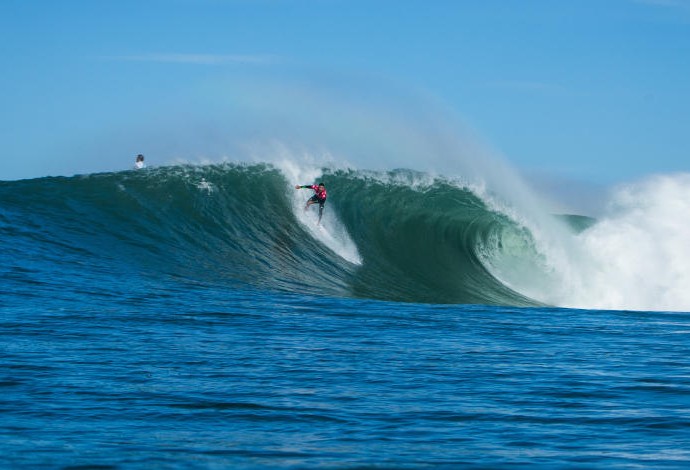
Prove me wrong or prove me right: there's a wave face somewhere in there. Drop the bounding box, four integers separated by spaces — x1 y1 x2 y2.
0 164 558 307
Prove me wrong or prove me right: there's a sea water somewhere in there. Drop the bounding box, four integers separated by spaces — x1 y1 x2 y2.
2 164 690 469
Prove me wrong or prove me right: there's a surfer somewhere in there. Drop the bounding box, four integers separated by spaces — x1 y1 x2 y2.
295 182 327 224
134 154 145 169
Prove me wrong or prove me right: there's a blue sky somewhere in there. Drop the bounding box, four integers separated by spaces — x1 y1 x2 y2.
1 0 689 190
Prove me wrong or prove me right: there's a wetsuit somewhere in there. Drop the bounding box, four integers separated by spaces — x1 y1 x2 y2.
300 185 327 203
299 184 327 220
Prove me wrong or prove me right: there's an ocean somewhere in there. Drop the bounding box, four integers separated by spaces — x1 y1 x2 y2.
2 163 690 469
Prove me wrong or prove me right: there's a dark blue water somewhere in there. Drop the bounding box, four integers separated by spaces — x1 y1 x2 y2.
3 166 690 468
4 284 690 468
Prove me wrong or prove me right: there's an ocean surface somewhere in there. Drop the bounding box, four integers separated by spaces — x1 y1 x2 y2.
2 163 690 469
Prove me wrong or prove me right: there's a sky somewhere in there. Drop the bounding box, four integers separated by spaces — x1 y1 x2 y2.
1 0 689 197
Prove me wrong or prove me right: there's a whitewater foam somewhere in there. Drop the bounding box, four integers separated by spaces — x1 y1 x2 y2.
558 173 690 312
471 171 690 312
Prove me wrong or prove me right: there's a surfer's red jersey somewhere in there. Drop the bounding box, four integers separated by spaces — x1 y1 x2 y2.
306 184 327 201
295 182 328 224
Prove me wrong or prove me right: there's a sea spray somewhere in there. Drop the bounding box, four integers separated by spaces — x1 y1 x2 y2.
561 173 690 311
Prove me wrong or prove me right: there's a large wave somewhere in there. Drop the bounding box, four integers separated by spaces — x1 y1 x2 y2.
1 163 689 311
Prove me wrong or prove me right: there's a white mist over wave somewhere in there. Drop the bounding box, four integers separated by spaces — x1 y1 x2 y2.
225 78 582 295
207 80 592 308
556 173 690 312
66 71 689 312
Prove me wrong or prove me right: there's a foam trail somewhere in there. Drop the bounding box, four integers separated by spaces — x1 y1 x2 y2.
276 158 362 265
